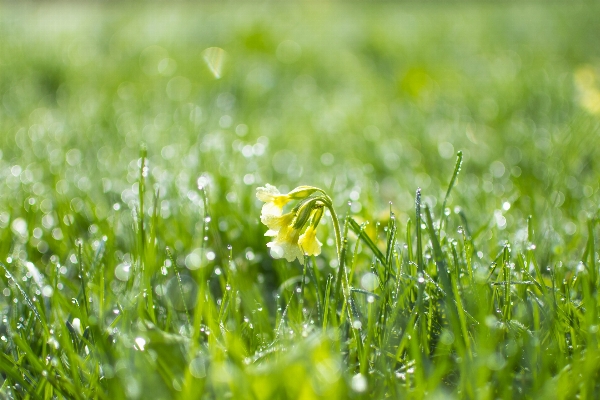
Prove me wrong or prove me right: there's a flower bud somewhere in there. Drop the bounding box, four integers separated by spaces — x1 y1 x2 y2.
293 200 317 230
287 186 320 200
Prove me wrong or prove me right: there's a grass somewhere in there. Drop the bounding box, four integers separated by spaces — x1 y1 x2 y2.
1 2 600 399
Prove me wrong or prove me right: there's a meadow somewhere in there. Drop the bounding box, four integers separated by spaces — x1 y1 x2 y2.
1 2 600 399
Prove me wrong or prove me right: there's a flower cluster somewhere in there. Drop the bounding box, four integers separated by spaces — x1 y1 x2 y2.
256 184 326 264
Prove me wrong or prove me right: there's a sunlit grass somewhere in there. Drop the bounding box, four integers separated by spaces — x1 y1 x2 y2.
1 2 600 399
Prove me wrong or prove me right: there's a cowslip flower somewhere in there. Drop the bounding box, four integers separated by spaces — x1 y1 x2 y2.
256 184 324 264
256 184 292 221
262 210 296 237
256 184 320 224
298 224 322 258
266 227 304 264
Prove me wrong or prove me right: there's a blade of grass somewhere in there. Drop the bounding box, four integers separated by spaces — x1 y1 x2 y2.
440 150 463 233
348 217 386 264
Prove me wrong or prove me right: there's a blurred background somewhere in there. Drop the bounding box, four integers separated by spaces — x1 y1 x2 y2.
0 2 599 267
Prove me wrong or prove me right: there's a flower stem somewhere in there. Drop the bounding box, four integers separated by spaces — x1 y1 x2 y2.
320 194 347 323
318 193 342 265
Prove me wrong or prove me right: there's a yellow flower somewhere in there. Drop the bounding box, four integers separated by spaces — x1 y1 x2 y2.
267 228 304 263
264 207 310 264
264 204 323 264
256 184 321 224
298 225 322 257
257 184 325 264
262 211 295 236
256 184 292 222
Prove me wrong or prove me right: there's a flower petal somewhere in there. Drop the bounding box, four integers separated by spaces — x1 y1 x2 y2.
261 212 295 232
261 202 282 220
256 184 281 202
298 226 322 256
280 241 304 263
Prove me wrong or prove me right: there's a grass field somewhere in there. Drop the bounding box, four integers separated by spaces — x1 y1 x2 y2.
1 3 600 399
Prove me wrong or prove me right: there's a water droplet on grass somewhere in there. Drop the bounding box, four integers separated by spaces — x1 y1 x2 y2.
42 286 53 297
361 272 379 291
189 356 206 378
351 373 367 392
115 263 131 281
134 337 146 351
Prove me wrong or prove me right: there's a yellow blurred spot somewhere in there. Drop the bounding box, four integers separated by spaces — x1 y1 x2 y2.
250 374 276 400
574 66 600 115
202 47 227 79
400 67 431 97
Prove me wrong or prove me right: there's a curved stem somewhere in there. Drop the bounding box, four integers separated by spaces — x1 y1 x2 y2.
329 205 343 264
317 193 342 265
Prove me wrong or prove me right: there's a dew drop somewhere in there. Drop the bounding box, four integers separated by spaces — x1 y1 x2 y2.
134 337 146 351
115 263 132 281
189 357 207 378
351 373 367 393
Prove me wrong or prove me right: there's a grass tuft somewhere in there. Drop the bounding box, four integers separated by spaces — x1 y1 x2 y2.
2 3 600 399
